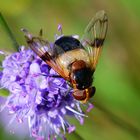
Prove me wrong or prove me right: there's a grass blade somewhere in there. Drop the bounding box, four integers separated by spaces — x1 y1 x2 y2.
0 13 19 51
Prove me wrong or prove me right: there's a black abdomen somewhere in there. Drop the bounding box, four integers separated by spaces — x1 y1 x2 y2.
54 36 83 56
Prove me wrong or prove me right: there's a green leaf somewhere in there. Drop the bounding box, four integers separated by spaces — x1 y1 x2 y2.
0 88 9 97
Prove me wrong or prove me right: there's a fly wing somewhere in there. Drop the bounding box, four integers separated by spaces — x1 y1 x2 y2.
22 29 70 81
81 10 108 70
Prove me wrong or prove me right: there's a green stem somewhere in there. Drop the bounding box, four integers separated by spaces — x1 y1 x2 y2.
73 131 85 140
0 12 19 51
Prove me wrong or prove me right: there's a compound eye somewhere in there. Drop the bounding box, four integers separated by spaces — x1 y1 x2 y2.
72 87 96 102
72 90 86 101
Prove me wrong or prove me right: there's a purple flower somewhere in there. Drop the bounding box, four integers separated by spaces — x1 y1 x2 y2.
0 29 93 140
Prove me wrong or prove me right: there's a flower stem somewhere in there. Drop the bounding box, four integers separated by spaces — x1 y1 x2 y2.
73 131 85 140
0 12 19 51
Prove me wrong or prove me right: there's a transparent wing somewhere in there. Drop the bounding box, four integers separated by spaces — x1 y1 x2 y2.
81 10 108 70
22 29 70 80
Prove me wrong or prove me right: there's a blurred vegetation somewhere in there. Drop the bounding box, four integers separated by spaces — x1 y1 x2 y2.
0 0 140 140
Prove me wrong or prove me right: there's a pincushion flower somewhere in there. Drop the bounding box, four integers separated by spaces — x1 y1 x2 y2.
0 27 93 140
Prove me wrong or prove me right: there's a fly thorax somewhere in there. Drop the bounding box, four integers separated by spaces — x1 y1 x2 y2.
70 60 93 90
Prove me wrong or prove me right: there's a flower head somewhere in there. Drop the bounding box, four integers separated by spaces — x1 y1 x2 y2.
0 27 93 140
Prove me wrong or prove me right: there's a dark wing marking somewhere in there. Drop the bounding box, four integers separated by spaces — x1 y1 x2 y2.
22 29 70 81
81 10 108 69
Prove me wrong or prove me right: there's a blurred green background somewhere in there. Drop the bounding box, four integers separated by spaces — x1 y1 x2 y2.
0 0 140 140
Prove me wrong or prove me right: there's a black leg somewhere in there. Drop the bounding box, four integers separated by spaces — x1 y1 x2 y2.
40 73 63 78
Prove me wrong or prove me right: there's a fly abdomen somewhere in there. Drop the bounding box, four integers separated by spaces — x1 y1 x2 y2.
54 36 83 56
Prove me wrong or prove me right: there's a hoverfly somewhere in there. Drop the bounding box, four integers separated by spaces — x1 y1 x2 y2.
23 11 108 103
